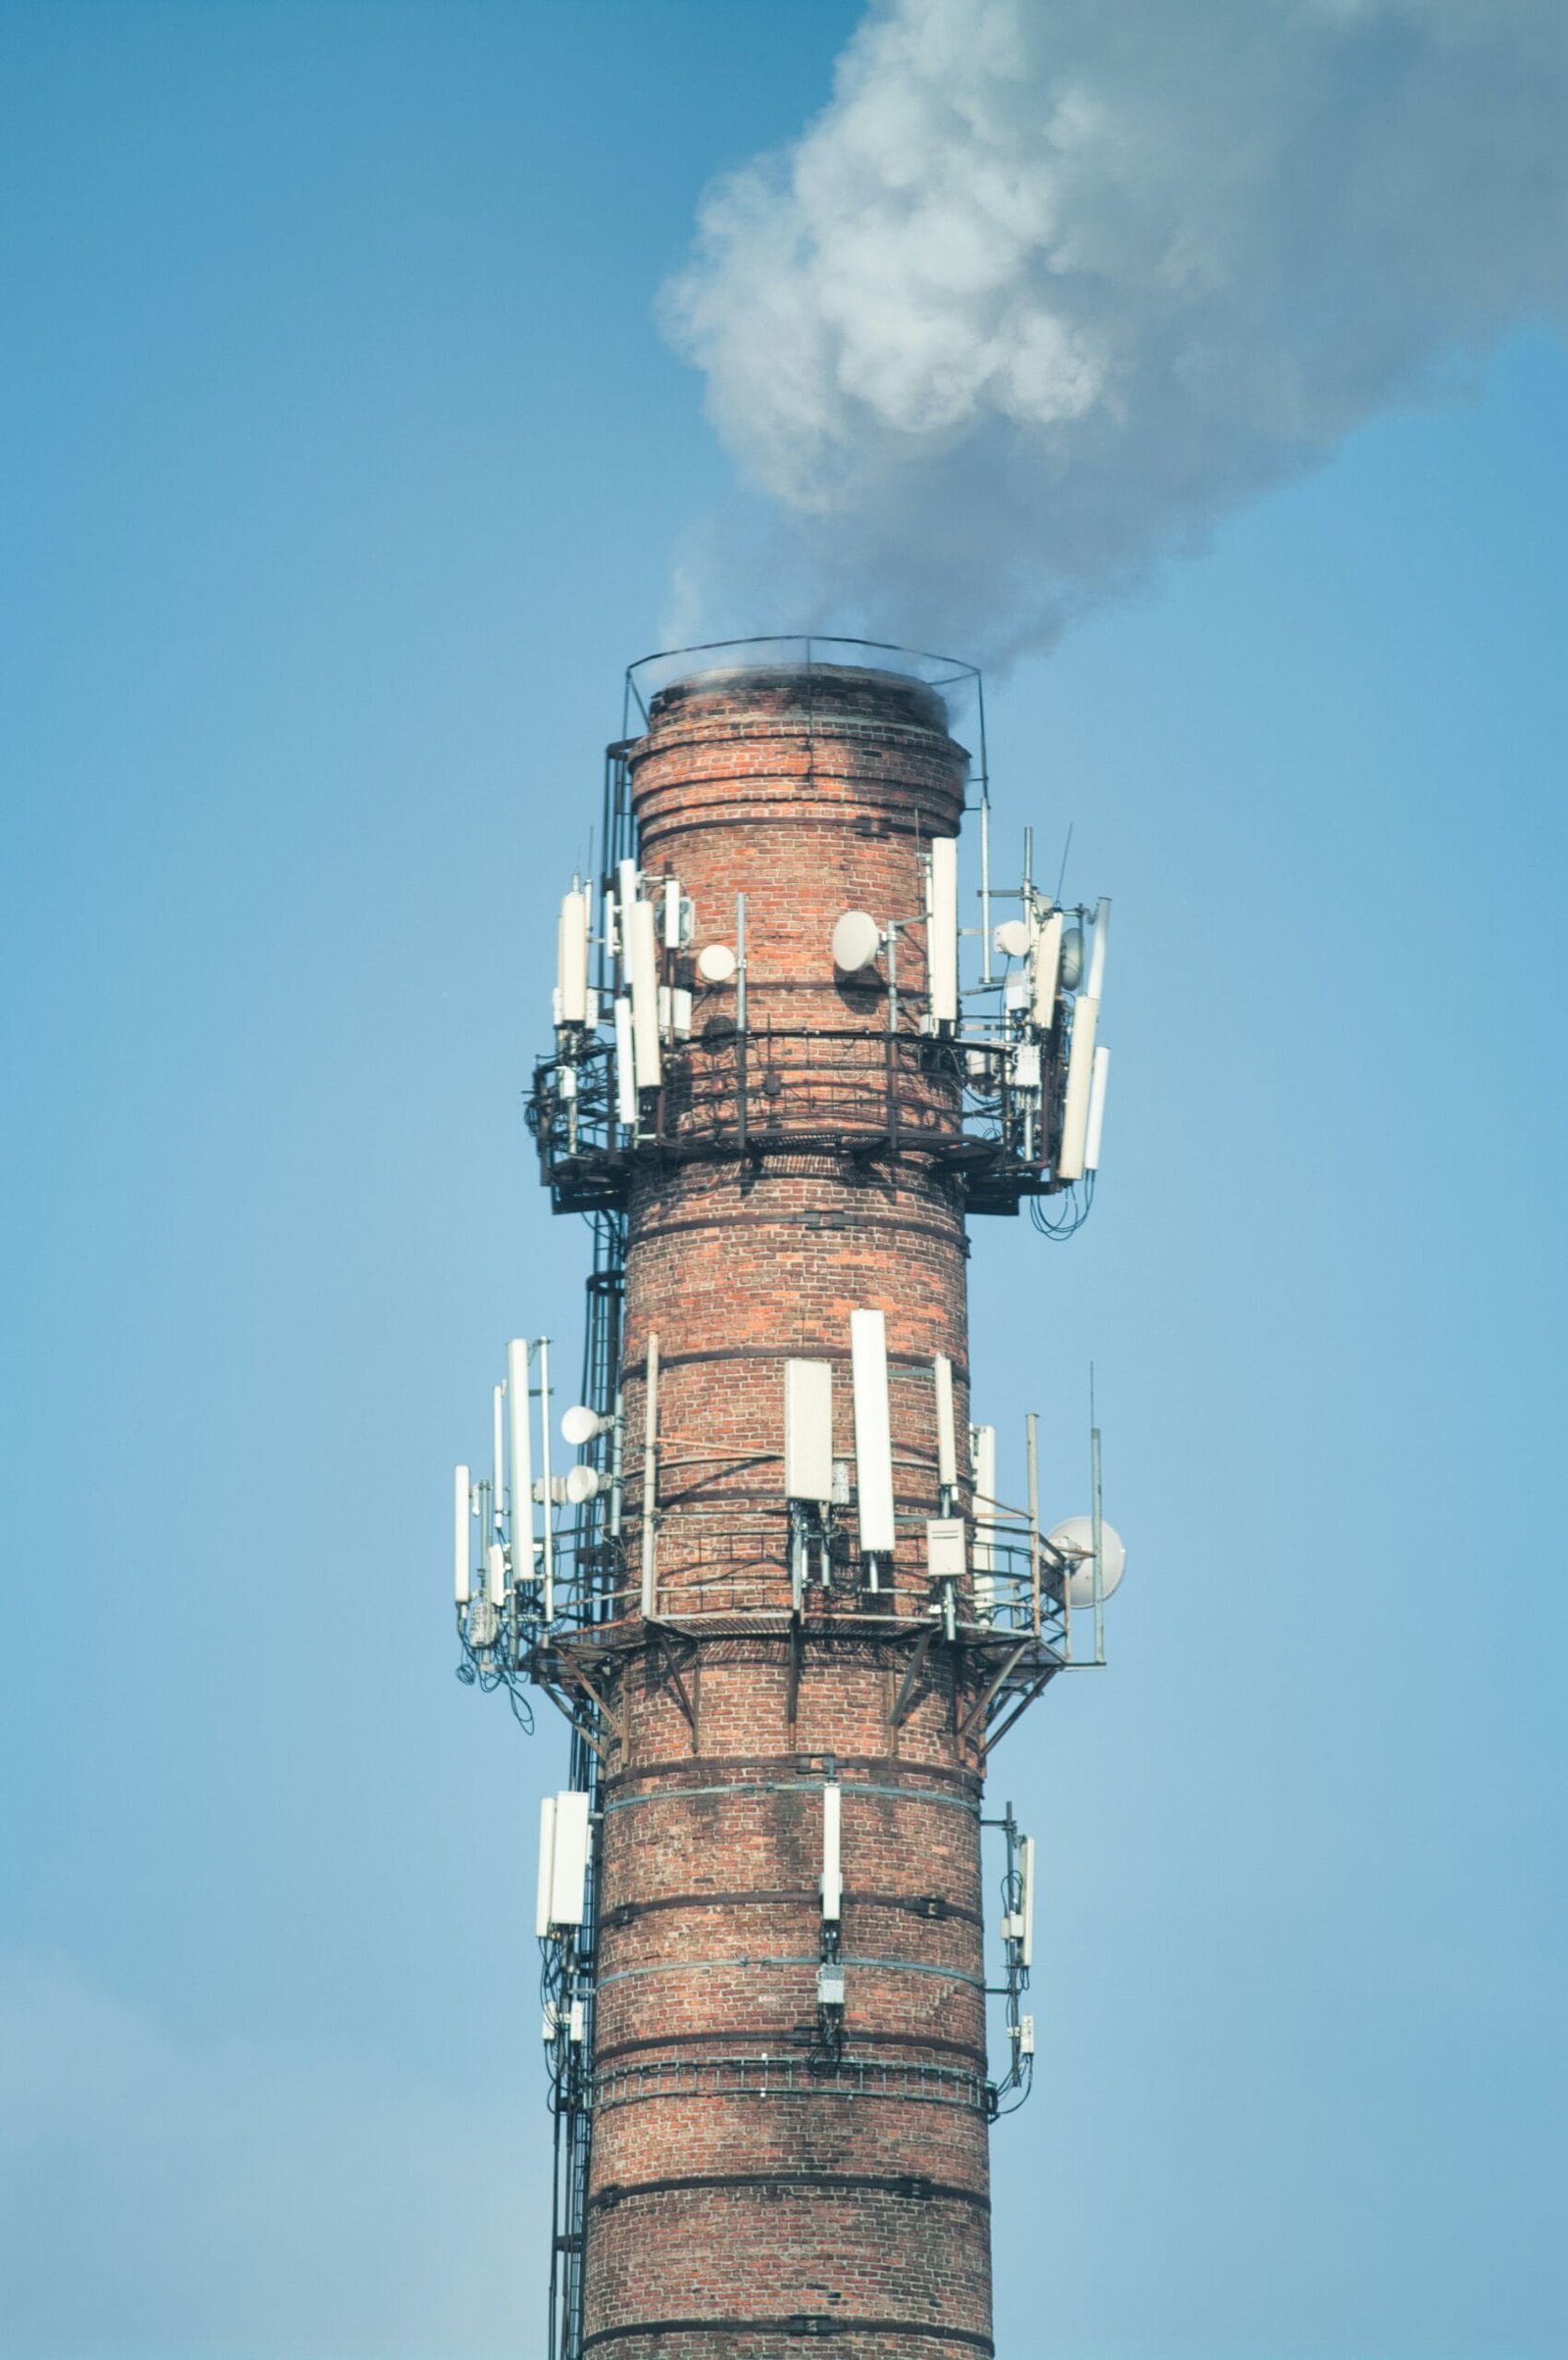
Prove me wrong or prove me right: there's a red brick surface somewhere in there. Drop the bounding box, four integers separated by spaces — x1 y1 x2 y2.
584 666 996 2358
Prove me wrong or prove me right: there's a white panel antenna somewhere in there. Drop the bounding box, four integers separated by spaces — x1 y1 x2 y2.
627 897 662 1093
784 1359 834 1504
549 1789 590 1929
934 1354 957 1496
485 1540 507 1606
971 1426 997 1568
453 1463 471 1603
1031 909 1063 1030
928 839 958 1024
1085 1046 1110 1172
662 876 683 950
535 1795 557 1939
1055 994 1100 1181
557 889 590 1026
507 1339 534 1583
1019 1834 1035 1968
850 1308 896 1556
615 858 638 964
820 1781 843 1921
613 996 637 1126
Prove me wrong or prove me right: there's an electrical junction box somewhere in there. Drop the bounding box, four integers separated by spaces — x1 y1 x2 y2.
817 1962 847 2009
926 1517 966 1579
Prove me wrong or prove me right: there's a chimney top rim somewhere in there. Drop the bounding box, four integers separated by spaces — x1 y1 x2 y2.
624 634 980 740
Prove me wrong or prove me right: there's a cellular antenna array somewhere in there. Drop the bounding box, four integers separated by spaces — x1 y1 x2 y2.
449 638 1128 2360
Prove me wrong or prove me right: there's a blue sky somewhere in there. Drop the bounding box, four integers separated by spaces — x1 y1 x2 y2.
2 5 1565 2356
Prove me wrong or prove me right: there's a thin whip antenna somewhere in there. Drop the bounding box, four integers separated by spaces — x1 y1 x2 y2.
1054 823 1074 907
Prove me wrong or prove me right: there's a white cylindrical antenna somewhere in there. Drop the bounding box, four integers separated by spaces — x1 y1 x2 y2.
849 1308 896 1557
453 1463 471 1603
1085 896 1110 1001
628 896 662 1093
492 1383 505 1537
1091 1419 1105 1666
736 893 748 1030
557 889 590 1026
1031 909 1063 1031
820 1780 843 1922
613 996 637 1127
1019 1833 1036 1969
1085 1045 1110 1172
535 1795 558 1939
785 1359 834 1504
928 839 958 1024
1026 1408 1041 1637
1056 994 1100 1180
934 1354 957 1496
640 1332 660 1619
537 1335 554 1623
662 875 682 951
507 1339 533 1580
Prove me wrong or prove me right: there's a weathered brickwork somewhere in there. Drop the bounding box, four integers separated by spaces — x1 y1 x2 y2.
583 665 997 2358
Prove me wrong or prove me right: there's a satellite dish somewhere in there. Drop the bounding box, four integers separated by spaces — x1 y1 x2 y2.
1059 926 1084 992
696 942 737 984
1046 1515 1127 1608
994 918 1031 959
561 1403 603 1447
564 1463 605 1506
832 910 882 972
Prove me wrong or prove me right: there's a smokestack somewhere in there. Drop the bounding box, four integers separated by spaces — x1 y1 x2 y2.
453 638 1122 2356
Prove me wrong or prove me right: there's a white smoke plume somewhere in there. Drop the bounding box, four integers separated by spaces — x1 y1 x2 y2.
662 0 1568 664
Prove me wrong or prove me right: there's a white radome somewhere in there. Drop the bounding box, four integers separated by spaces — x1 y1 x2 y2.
696 942 737 983
1046 1514 1128 1607
831 910 882 971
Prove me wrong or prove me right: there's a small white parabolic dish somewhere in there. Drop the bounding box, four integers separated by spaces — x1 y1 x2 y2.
696 942 737 984
832 910 882 972
564 1463 604 1505
561 1404 602 1447
994 918 1031 959
1047 1514 1128 1608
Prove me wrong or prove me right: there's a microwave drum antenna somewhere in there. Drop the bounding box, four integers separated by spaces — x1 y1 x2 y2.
1059 926 1085 992
832 910 883 972
1047 1514 1128 1607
